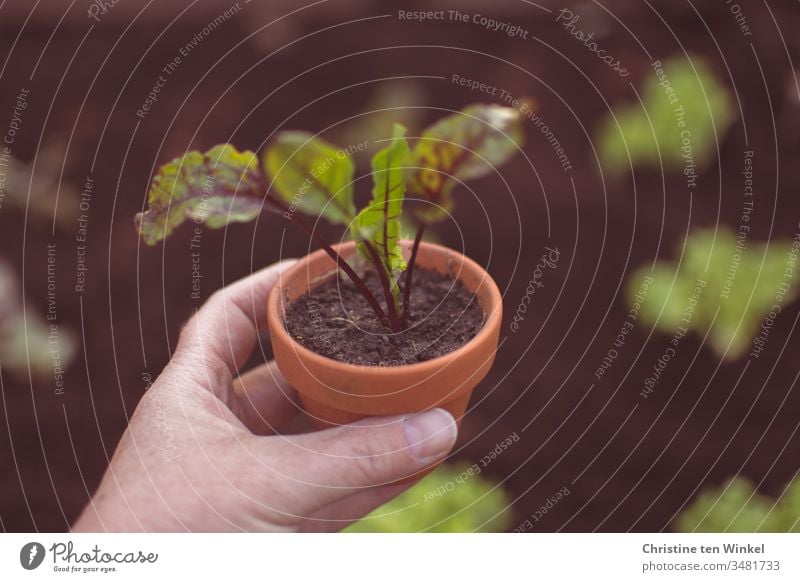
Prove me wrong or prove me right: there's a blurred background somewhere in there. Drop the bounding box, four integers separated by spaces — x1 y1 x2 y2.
1 0 800 532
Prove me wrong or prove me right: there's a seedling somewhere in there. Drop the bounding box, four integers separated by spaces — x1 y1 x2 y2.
628 229 799 359
345 462 512 533
136 103 526 333
0 260 77 381
597 55 733 174
675 475 800 533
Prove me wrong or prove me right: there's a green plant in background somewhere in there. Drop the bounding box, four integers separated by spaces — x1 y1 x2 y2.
675 476 800 532
597 55 733 174
0 260 77 382
345 463 512 533
628 228 798 360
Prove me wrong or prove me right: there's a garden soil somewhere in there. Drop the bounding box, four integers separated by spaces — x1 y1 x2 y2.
1 1 799 531
284 268 483 366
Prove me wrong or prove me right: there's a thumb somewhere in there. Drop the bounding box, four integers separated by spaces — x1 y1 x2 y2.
270 408 458 516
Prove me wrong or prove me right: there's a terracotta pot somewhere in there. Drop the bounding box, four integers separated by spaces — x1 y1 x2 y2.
267 241 502 429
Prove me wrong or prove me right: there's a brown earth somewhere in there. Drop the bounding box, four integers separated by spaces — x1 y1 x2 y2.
284 268 484 366
1 1 799 532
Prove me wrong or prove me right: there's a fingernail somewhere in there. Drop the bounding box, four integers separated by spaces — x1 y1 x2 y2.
403 408 457 461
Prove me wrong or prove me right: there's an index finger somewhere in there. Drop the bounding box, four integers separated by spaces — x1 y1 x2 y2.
170 259 297 391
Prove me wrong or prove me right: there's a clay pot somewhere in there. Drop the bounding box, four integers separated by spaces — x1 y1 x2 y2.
267 241 502 429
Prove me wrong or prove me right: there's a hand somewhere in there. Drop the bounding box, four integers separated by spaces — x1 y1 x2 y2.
72 260 458 532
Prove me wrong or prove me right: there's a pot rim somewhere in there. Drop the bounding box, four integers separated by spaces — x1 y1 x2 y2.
267 240 502 375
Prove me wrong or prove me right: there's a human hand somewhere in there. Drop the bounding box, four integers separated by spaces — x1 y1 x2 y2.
72 260 458 532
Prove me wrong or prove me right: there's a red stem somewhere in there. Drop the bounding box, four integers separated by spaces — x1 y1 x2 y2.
401 223 426 326
363 240 402 332
263 196 389 327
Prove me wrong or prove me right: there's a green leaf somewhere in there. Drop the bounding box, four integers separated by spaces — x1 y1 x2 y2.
407 103 525 223
629 228 799 360
0 260 77 381
597 55 734 174
345 463 512 532
675 476 800 532
352 124 410 306
263 131 356 225
135 144 264 245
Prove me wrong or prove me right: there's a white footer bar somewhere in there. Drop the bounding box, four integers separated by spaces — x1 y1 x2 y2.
1 533 797 580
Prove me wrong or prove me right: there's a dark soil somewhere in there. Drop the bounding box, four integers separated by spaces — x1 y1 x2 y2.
284 269 484 366
3 1 800 533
